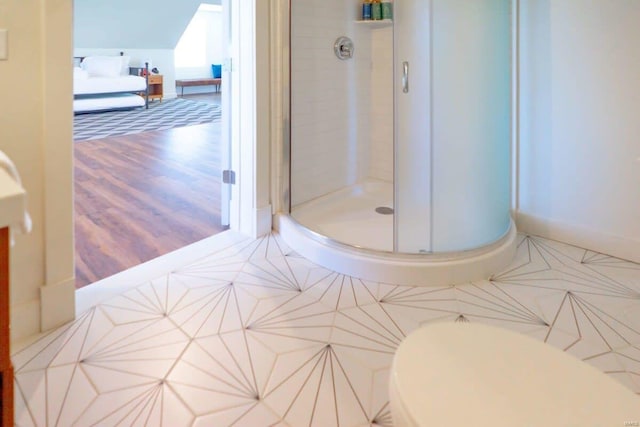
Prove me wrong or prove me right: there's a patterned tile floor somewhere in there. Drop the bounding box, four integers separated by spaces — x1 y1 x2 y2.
12 232 640 426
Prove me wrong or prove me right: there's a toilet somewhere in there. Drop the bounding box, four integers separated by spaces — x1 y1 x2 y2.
389 322 640 426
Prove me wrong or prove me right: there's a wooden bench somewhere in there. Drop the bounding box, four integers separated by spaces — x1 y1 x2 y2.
175 78 222 96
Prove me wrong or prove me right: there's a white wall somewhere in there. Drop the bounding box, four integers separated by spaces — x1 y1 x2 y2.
74 48 178 99
1 0 75 341
75 0 224 100
175 6 225 89
369 27 394 183
290 0 372 206
518 0 640 262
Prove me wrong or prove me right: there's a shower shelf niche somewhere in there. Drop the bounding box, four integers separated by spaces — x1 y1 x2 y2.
355 19 392 28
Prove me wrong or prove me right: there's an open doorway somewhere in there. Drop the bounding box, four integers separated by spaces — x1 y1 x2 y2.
72 1 230 288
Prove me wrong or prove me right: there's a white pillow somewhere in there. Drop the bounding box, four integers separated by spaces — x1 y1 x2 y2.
81 56 123 78
73 66 89 80
120 56 131 76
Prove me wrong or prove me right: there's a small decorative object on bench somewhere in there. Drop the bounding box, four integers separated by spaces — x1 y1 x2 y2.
212 64 222 78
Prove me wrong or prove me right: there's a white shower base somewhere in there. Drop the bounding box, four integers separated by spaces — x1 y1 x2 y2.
291 180 394 251
278 179 518 287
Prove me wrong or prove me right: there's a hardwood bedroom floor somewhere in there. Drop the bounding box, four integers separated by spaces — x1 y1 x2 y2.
74 119 227 288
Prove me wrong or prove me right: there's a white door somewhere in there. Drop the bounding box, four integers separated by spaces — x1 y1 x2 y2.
220 0 235 226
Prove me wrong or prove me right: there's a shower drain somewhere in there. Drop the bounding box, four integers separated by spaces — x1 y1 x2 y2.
375 206 394 215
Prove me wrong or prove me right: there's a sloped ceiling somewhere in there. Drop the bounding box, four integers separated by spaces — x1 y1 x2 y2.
74 0 219 49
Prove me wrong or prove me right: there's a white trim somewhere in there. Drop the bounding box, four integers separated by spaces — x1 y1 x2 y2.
40 278 76 332
270 0 288 215
256 205 273 237
511 0 520 213
220 0 233 226
234 0 260 237
10 299 40 344
515 211 640 264
229 0 272 238
74 230 249 315
43 0 75 334
227 0 242 231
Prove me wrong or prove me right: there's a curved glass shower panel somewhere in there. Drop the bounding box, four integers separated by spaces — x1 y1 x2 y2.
430 0 512 252
394 0 432 254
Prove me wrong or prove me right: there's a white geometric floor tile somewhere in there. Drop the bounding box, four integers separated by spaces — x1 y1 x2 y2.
622 301 640 331
237 255 325 294
168 340 265 416
454 281 550 332
13 380 36 427
377 285 460 332
305 275 383 311
537 291 640 350
169 282 250 337
261 343 376 427
13 309 101 373
611 345 640 392
74 382 195 427
13 232 640 427
331 305 403 363
244 297 335 354
192 401 281 427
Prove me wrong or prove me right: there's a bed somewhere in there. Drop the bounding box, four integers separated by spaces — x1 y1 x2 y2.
73 53 149 114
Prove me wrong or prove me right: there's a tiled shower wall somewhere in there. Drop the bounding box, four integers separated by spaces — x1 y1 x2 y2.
291 1 372 207
368 27 394 182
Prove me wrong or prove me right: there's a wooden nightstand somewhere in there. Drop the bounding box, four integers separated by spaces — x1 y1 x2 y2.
147 74 163 102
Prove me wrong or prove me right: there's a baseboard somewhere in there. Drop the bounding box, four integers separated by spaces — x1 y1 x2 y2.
256 205 273 237
10 278 76 343
75 230 248 316
40 278 75 332
515 211 640 263
10 299 40 343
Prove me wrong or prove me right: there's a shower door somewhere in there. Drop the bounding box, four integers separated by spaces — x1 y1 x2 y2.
394 0 433 253
395 0 512 253
430 0 512 252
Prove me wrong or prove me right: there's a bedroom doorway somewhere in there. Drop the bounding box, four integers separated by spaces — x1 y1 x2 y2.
72 1 234 288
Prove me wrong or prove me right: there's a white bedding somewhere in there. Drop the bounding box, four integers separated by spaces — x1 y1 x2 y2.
73 93 145 113
74 75 146 95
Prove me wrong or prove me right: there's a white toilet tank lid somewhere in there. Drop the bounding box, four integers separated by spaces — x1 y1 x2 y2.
391 322 640 426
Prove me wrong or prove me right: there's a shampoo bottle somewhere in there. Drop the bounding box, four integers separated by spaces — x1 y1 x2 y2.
381 0 393 20
362 0 372 20
371 0 382 20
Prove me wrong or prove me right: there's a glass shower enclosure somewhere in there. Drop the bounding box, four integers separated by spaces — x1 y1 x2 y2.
287 0 512 258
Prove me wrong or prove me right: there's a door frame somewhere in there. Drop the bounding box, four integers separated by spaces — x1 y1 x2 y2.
226 0 273 237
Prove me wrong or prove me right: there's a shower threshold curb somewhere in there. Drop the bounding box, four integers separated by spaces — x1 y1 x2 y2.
275 214 518 287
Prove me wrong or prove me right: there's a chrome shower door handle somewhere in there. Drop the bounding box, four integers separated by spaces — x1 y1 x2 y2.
402 61 409 93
